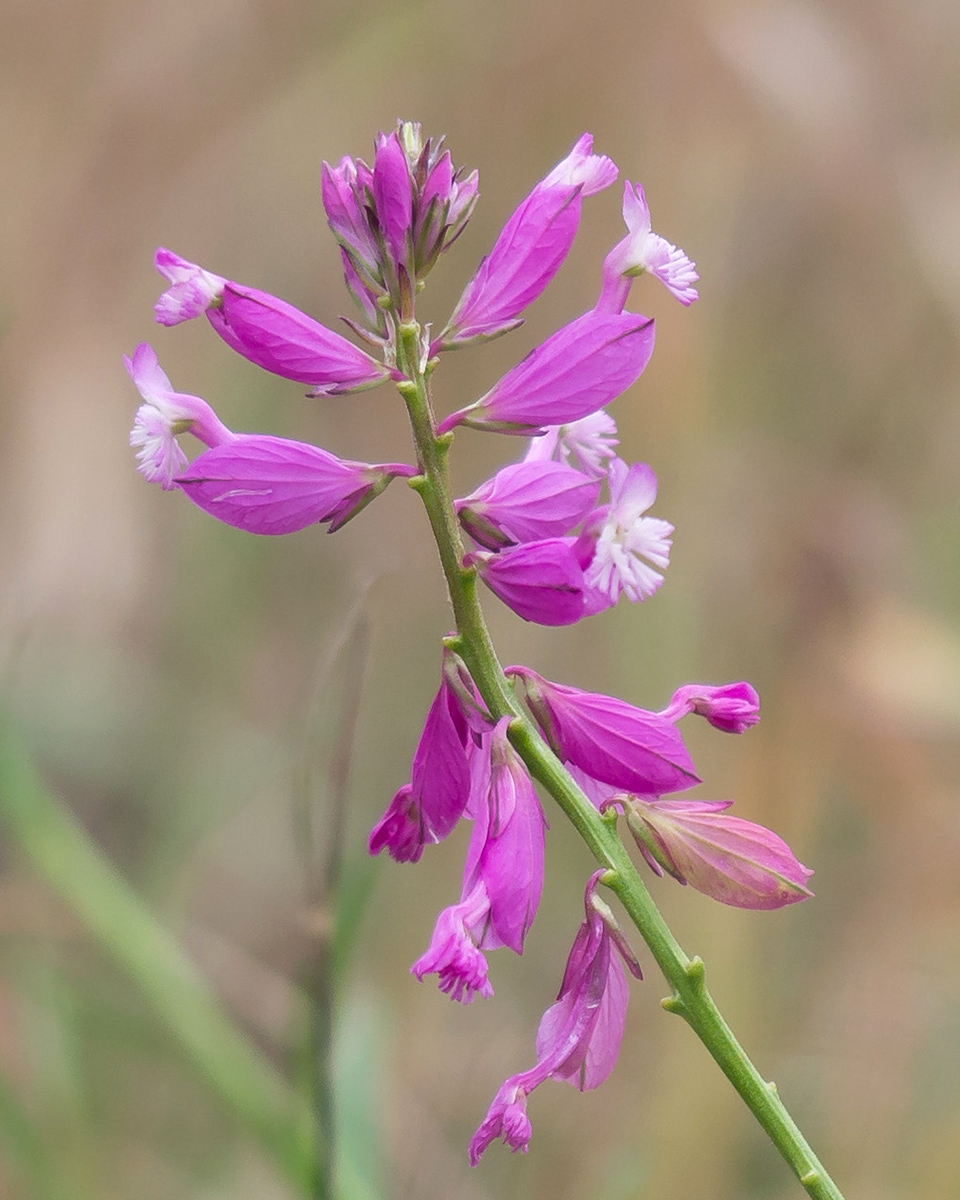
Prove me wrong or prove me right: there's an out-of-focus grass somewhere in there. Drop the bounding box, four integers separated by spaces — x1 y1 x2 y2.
2 0 960 1197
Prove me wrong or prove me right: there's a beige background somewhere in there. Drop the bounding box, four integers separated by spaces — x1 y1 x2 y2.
2 0 960 1197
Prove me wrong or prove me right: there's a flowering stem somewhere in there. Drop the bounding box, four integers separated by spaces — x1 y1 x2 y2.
395 319 845 1200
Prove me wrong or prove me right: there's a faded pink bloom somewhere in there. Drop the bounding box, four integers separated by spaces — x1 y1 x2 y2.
469 870 641 1163
456 461 600 550
438 134 617 348
623 797 814 910
438 311 655 435
578 459 674 610
523 411 619 479
598 181 699 311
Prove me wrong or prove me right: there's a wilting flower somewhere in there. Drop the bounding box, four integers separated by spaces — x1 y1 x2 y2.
466 541 587 626
469 870 641 1163
412 720 547 1001
577 458 673 610
438 310 655 435
456 461 600 550
523 411 620 479
507 666 700 795
620 796 814 910
154 250 390 395
438 133 617 348
598 181 699 311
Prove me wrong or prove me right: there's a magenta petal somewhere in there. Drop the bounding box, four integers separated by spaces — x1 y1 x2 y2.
409 682 474 844
411 885 494 1003
444 186 583 344
372 131 413 264
206 285 388 393
663 681 761 733
457 461 601 549
511 668 700 795
635 798 814 909
478 731 546 953
441 310 655 434
368 785 424 863
176 437 391 535
469 541 586 626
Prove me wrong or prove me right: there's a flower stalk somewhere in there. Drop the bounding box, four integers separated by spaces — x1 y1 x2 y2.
396 315 844 1200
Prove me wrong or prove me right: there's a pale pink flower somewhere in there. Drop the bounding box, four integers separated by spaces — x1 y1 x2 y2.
579 459 674 607
598 182 699 311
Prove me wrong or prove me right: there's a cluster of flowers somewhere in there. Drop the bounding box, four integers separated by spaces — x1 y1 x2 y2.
372 656 812 1160
126 122 811 1162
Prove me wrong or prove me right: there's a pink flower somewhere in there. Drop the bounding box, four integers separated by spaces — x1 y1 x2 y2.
413 720 546 1000
437 311 655 435
523 411 620 479
598 182 699 312
469 870 641 1163
622 797 814 910
507 666 700 796
659 681 761 734
176 438 415 535
456 461 600 550
438 134 617 348
369 659 483 863
125 342 232 489
466 541 587 626
577 459 674 610
154 250 389 395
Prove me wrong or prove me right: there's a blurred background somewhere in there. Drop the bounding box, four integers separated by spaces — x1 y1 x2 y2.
1 0 959 1197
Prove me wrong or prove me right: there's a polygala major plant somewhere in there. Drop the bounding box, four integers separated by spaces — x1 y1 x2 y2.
128 122 845 1198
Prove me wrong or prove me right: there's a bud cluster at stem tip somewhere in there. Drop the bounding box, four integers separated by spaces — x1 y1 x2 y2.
124 120 813 1169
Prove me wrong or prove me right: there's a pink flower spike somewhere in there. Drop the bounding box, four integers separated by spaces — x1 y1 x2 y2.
507 666 700 796
598 182 699 312
661 682 761 733
579 459 674 607
469 871 639 1165
467 541 586 626
125 342 232 490
438 311 655 435
207 284 390 394
175 437 413 535
438 134 617 348
456 461 601 550
154 248 225 326
523 411 619 479
627 798 814 910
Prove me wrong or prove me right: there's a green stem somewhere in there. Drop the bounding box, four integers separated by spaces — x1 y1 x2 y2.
394 320 845 1200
